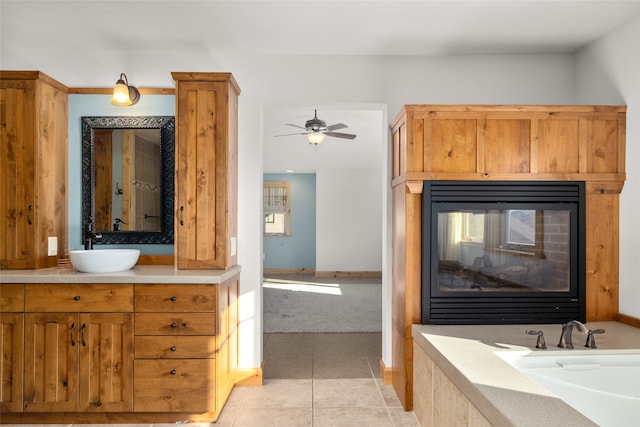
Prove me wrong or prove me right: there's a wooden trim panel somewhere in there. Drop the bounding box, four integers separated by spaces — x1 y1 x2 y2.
616 313 640 329
389 104 627 411
235 365 264 387
68 87 174 95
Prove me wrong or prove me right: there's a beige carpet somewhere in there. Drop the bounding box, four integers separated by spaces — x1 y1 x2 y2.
263 275 382 333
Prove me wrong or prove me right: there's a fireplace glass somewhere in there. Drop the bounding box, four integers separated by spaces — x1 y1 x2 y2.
435 206 572 294
422 181 585 324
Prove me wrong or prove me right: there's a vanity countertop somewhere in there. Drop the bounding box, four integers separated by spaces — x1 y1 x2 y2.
412 321 640 427
0 264 241 284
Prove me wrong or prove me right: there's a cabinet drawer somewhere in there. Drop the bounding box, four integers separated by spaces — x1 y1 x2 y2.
25 284 133 312
135 284 216 312
1 284 24 312
133 359 215 412
135 335 216 359
135 313 215 335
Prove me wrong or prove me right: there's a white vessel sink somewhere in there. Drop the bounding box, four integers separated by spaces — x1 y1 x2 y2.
68 249 140 273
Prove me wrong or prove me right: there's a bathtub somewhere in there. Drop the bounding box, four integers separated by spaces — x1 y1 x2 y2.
498 351 640 427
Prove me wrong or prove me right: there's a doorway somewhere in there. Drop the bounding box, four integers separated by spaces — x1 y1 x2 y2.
262 104 389 336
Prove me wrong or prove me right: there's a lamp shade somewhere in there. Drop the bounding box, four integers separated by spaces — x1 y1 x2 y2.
111 73 140 106
111 79 130 104
306 132 326 145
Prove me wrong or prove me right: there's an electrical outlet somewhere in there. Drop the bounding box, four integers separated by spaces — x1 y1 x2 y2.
230 237 237 257
48 236 58 256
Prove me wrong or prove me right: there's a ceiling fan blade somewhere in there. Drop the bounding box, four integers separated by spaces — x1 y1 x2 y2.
327 123 348 131
285 123 307 130
325 131 357 140
274 132 308 137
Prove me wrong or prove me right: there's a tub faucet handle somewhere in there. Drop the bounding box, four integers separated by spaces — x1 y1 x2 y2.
585 329 605 348
526 330 547 349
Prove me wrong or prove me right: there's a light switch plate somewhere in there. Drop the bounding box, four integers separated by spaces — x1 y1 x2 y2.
48 236 58 256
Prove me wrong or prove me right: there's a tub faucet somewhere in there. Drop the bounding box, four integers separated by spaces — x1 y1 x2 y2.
558 320 588 349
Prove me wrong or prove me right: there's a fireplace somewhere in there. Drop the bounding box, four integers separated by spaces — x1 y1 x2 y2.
422 180 586 324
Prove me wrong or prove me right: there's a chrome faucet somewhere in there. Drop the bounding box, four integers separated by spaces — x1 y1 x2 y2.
557 320 588 349
84 219 102 250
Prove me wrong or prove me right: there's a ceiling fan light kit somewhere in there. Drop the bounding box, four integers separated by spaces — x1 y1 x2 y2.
306 132 326 145
275 109 357 144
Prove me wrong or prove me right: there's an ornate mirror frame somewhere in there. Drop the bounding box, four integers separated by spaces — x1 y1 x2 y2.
81 116 175 244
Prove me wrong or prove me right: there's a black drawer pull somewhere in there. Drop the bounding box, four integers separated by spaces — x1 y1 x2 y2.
73 296 81 301
170 346 177 352
90 400 102 407
170 296 177 302
170 322 178 328
170 369 177 375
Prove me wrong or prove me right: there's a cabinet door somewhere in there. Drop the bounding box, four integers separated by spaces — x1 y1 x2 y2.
135 313 216 335
216 277 239 411
134 359 215 412
78 313 133 412
216 281 230 398
25 283 134 312
135 284 216 312
0 313 23 412
0 83 36 269
23 313 78 412
1 73 68 270
175 80 229 269
135 335 216 359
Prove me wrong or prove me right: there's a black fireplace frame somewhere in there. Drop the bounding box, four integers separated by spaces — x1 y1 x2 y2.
421 180 586 324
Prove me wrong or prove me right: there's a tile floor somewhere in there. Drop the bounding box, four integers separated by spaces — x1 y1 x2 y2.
14 333 419 427
216 332 420 426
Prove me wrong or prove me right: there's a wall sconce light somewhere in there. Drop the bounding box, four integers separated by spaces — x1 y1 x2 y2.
306 132 326 145
111 73 140 106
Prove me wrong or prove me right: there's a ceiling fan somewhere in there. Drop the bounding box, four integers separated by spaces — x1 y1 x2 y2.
275 109 357 144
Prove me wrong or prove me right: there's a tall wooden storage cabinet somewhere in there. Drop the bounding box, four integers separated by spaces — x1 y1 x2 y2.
172 72 240 270
0 71 68 269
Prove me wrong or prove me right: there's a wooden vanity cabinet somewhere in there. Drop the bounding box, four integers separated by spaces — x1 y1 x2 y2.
134 283 217 412
172 72 240 270
133 277 239 420
0 284 24 413
22 284 134 413
0 71 68 269
1 273 238 423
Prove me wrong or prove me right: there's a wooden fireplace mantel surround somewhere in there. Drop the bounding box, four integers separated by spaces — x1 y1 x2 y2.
389 104 628 410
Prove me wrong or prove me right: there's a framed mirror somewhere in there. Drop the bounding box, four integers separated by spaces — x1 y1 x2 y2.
81 116 175 244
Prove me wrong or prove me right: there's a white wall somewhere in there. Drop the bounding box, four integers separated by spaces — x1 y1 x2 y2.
174 53 576 369
574 15 640 318
316 169 382 272
1 50 578 370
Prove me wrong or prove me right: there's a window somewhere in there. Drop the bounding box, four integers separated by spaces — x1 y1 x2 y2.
461 211 485 243
455 209 541 255
505 209 535 246
264 182 290 236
